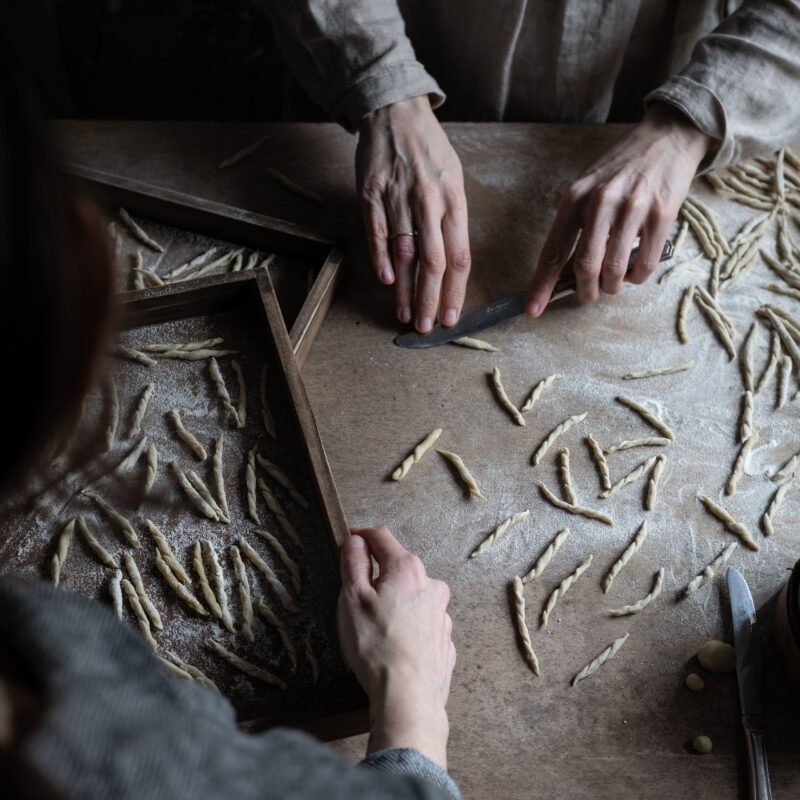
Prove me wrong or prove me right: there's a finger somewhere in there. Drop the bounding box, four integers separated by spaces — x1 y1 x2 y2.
353 525 409 570
600 209 643 295
360 197 394 285
413 204 447 333
525 197 580 317
339 533 374 597
572 202 613 303
627 209 674 285
386 199 418 325
438 197 471 327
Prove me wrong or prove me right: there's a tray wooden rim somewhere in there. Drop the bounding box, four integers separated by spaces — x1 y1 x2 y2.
117 270 367 738
69 163 345 367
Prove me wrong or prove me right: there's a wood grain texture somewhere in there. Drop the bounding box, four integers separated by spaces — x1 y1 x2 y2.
51 121 800 800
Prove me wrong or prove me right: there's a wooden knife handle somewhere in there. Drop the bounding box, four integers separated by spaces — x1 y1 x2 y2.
549 239 674 302
743 717 772 800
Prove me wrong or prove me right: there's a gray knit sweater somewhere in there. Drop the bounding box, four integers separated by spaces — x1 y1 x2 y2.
0 578 461 800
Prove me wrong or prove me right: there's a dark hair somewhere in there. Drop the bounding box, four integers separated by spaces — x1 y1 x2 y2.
0 47 113 495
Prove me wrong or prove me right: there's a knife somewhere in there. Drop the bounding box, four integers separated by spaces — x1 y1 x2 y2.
727 567 772 800
395 239 674 348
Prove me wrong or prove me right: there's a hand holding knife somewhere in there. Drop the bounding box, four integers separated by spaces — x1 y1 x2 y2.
395 240 673 349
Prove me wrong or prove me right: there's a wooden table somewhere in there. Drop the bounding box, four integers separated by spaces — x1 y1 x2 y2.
56 121 800 798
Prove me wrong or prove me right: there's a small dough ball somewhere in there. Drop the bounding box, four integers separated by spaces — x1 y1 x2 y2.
685 673 705 692
693 735 713 754
697 640 735 673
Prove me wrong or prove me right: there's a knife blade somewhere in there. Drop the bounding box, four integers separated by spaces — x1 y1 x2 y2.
395 239 673 349
727 567 772 800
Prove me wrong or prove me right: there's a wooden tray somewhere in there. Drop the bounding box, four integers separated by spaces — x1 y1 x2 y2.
67 163 345 367
1 269 366 740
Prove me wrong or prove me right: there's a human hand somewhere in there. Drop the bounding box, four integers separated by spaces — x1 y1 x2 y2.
338 526 456 769
356 96 471 333
526 102 713 316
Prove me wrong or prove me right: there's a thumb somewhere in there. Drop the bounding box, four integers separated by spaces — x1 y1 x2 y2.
339 532 373 595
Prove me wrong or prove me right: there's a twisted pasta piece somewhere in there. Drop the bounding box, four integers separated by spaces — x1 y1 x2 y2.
256 596 298 672
727 433 759 495
646 455 666 511
207 638 287 689
246 447 260 524
538 482 613 526
693 293 736 359
123 553 163 629
213 436 230 521
171 461 219 521
605 437 670 454
231 360 247 429
155 551 207 615
256 454 309 508
512 576 539 675
520 373 562 413
521 528 570 585
470 510 530 558
76 516 118 569
452 336 498 352
762 479 794 536
623 361 694 380
603 521 648 594
600 456 659 499
83 490 141 548
616 396 675 440
683 542 737 597
608 569 664 616
51 519 75 586
559 448 577 504
437 449 486 499
739 391 754 443
572 633 630 686
392 428 442 480
169 409 207 461
129 383 155 438
239 537 299 613
145 519 189 583
540 555 593 627
109 569 123 618
230 545 254 642
121 578 158 650
203 540 235 633
586 434 611 490
105 377 119 452
772 450 800 482
209 357 241 426
304 625 320 683
118 207 164 252
145 444 158 494
676 285 695 344
532 413 588 465
164 650 220 693
257 478 302 549
698 495 759 551
778 355 792 409
255 528 302 594
193 541 222 619
491 367 525 426
740 323 757 393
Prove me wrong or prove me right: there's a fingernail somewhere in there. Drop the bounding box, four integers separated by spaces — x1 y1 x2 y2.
419 316 433 333
381 268 393 284
526 302 539 317
348 535 366 549
399 307 412 324
442 309 457 326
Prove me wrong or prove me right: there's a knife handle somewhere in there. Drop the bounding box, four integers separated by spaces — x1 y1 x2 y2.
743 716 772 800
548 239 674 302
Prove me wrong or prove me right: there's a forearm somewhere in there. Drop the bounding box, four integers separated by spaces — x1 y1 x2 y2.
255 0 444 131
646 0 800 171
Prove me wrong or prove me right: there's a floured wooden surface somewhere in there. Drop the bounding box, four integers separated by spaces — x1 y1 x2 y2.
54 122 800 798
0 308 353 724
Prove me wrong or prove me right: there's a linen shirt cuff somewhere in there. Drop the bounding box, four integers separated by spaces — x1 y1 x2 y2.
644 75 730 173
331 62 445 132
360 748 462 800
